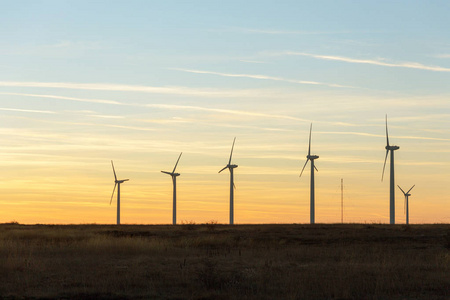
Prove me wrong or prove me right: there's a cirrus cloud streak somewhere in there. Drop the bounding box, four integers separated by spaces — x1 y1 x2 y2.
281 52 450 72
171 68 354 89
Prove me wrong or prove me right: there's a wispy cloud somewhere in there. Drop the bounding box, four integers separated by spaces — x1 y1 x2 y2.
280 52 450 72
0 81 273 98
239 60 268 64
394 135 450 142
142 103 310 122
1 92 396 129
0 107 56 114
1 91 311 123
139 118 189 125
435 54 450 58
88 114 125 119
226 27 352 35
171 68 354 89
319 131 450 142
42 40 102 50
146 117 295 132
0 92 123 105
24 118 157 132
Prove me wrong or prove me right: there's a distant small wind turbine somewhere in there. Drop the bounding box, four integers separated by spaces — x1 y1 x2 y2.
110 160 129 225
300 124 319 224
398 185 415 225
219 137 238 225
382 115 400 225
161 152 182 225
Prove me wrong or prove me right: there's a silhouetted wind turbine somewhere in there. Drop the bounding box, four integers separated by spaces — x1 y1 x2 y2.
110 160 129 225
398 185 415 225
300 124 319 224
382 115 400 225
161 152 182 225
219 137 238 225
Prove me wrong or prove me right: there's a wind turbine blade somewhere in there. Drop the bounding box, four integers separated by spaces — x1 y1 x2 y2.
314 165 318 172
381 149 389 181
172 152 182 173
228 137 236 165
111 160 117 181
218 166 228 173
299 159 309 177
110 183 117 205
397 185 406 195
308 123 312 156
385 114 390 147
161 171 172 175
406 185 415 194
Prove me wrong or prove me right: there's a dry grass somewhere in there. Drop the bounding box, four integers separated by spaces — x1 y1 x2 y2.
0 223 448 299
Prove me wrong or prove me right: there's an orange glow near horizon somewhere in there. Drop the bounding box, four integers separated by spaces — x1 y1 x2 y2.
1 146 448 225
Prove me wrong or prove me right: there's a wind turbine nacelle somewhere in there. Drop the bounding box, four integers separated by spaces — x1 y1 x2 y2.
308 155 319 160
386 145 400 150
229 164 238 168
173 173 180 177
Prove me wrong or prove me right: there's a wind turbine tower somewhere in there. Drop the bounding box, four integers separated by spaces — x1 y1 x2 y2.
110 160 129 225
382 115 400 225
219 137 238 225
398 185 415 225
161 152 182 225
300 124 319 224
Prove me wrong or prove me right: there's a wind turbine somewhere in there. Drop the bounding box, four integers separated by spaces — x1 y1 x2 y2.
398 185 415 225
219 137 238 225
161 152 182 225
382 115 400 225
300 124 319 224
110 160 129 225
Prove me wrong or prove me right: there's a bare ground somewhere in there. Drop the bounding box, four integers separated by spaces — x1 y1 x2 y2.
0 223 449 299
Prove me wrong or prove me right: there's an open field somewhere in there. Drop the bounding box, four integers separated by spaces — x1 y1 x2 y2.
0 223 449 300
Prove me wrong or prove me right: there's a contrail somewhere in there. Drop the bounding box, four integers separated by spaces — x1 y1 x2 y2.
0 107 56 114
283 52 450 72
0 81 274 98
171 68 355 88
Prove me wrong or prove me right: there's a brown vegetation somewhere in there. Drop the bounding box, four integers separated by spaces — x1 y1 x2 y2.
0 223 449 299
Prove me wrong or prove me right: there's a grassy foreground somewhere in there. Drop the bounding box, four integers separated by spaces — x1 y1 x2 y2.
0 223 449 300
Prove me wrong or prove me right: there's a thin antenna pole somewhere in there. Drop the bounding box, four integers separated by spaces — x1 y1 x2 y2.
341 178 343 224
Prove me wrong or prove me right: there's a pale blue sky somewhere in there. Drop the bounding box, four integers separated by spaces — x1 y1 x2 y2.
1 1 449 224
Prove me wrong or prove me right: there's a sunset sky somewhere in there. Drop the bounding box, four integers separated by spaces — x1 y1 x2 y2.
1 1 449 224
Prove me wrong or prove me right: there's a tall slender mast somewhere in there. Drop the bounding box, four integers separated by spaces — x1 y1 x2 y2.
390 150 395 225
219 138 238 225
405 194 409 225
398 185 414 225
172 177 177 225
117 183 121 225
161 152 182 225
230 168 234 225
383 115 399 225
110 160 128 226
300 124 319 225
310 160 315 224
341 178 343 224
